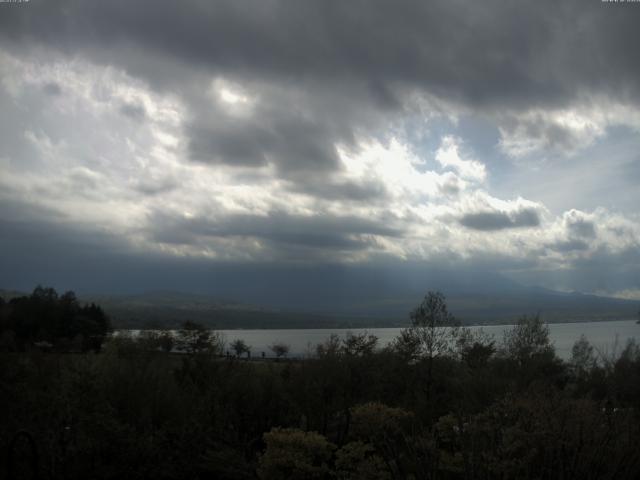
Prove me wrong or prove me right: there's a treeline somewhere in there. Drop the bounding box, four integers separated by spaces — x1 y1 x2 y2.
1 291 640 479
0 286 111 352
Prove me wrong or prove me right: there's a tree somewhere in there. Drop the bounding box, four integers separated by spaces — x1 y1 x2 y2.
0 286 111 351
408 292 459 357
456 327 496 369
230 338 251 358
316 333 342 358
77 302 111 351
270 342 290 359
342 331 378 357
349 403 415 477
502 313 553 364
393 292 459 400
258 428 335 479
31 285 58 302
350 402 414 444
391 291 460 360
158 331 174 353
387 328 422 361
335 441 390 480
570 334 596 378
175 320 223 355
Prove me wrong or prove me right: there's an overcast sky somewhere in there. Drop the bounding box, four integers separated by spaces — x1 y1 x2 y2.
1 0 640 301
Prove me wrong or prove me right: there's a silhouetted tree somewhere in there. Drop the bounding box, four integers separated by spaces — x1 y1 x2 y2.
316 333 342 358
387 327 422 361
342 331 378 357
270 342 290 359
395 291 459 401
570 334 597 376
502 313 553 363
456 327 496 369
231 338 251 358
0 286 111 351
176 320 224 354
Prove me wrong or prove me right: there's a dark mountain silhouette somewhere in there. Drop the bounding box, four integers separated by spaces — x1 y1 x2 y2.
2 269 637 329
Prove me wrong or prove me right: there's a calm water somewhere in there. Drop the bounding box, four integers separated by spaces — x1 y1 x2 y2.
217 319 640 359
121 320 640 359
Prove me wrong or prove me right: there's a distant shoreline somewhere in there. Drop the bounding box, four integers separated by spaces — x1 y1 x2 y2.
113 317 639 331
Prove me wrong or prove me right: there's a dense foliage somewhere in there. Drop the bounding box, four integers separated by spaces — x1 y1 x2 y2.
0 286 111 352
1 290 640 479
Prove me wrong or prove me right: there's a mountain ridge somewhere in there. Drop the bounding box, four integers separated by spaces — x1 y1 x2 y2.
2 282 638 329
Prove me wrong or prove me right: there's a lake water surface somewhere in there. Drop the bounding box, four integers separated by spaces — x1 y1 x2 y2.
217 319 640 359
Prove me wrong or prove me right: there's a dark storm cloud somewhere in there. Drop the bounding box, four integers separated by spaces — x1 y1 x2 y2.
0 214 221 296
189 125 269 167
3 0 640 107
147 210 404 251
460 208 541 231
0 211 548 314
2 0 639 185
5 0 640 175
289 178 389 203
2 194 637 304
188 115 341 172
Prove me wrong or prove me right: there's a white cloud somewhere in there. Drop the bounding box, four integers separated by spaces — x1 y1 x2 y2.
435 135 486 182
209 77 256 114
498 97 640 158
338 138 443 201
608 289 640 301
2 48 640 285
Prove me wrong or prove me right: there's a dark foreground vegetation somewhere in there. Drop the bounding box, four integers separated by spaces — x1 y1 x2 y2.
2 288 640 479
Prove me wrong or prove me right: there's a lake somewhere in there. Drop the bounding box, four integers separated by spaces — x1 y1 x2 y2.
216 319 640 359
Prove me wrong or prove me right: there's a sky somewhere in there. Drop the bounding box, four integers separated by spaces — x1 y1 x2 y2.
1 0 640 303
